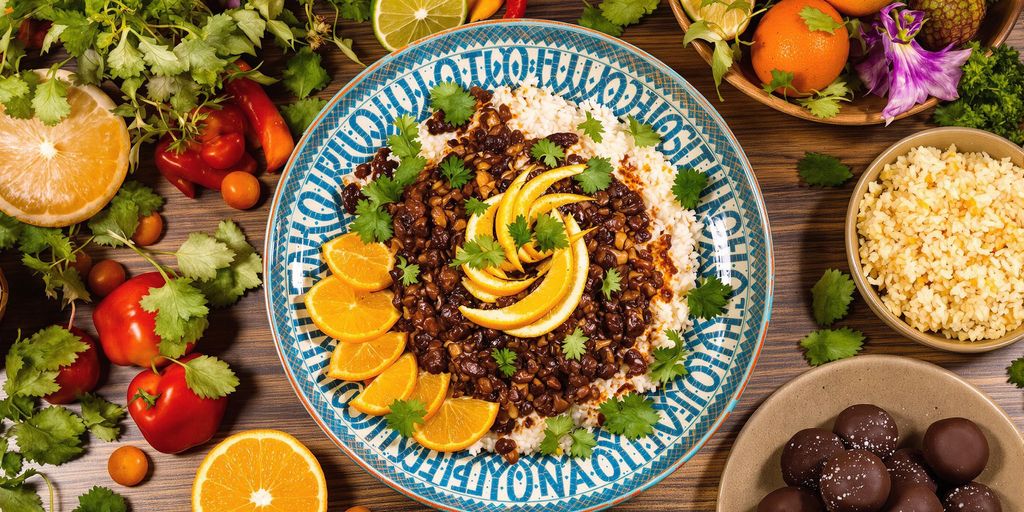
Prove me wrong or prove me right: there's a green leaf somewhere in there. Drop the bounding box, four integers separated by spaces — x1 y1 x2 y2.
32 74 71 126
561 328 588 361
396 256 420 286
12 406 86 465
799 6 843 34
388 114 422 159
531 138 564 167
2 72 40 120
464 197 490 217
181 355 239 399
811 269 855 326
265 19 295 48
138 278 209 356
429 82 476 126
393 156 426 186
683 19 724 46
569 428 596 458
176 233 235 281
671 168 707 209
385 399 426 437
762 69 795 96
5 326 88 398
578 4 623 37
710 40 734 100
73 486 126 512
0 75 29 104
2 451 23 478
107 33 145 79
532 213 568 252
687 275 733 319
451 235 504 269
599 393 660 439
650 329 689 384
0 485 44 512
575 157 613 193
282 46 329 99
0 213 23 250
75 49 106 85
174 37 228 86
1007 357 1024 388
508 215 532 249
362 176 404 206
439 156 472 189
600 0 659 26
577 110 605 143
539 415 574 455
138 36 187 76
350 200 393 244
625 116 660 147
335 0 372 22
796 78 852 119
17 225 69 256
87 200 140 246
797 152 852 187
602 268 622 300
52 10 98 57
800 328 865 366
281 97 327 135
117 181 164 216
492 348 517 377
79 394 126 442
231 9 267 45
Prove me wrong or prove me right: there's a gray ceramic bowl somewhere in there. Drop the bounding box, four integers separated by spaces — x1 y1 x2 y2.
845 127 1024 353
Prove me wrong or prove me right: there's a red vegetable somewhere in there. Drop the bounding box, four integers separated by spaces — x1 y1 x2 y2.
43 327 101 405
127 354 227 454
155 136 234 198
93 272 194 367
503 0 526 18
16 19 51 50
155 105 252 197
226 61 295 172
200 132 245 170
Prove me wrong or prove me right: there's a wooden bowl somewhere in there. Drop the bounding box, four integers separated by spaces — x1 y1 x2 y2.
718 355 1024 510
669 0 1024 125
846 127 1024 352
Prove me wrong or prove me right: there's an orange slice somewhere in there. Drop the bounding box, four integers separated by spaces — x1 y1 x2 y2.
327 332 407 381
412 398 499 452
462 277 500 303
462 193 537 296
0 70 129 227
494 171 530 272
192 430 327 512
408 371 451 420
528 193 592 220
350 353 418 416
304 275 399 343
322 233 393 292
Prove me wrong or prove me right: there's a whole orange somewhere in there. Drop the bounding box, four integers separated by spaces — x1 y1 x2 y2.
825 0 891 17
751 0 850 95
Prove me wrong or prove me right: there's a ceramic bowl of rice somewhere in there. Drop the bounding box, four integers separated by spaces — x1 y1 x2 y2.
846 127 1024 353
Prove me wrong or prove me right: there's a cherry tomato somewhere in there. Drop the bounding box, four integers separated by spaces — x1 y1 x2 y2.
108 445 149 487
70 251 93 277
345 507 371 512
198 105 248 142
200 132 246 170
131 212 164 246
221 171 261 210
89 260 126 298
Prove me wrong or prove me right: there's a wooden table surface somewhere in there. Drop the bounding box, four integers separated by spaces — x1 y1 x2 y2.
1 2 1022 510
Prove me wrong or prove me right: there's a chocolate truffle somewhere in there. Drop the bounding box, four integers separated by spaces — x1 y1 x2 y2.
782 428 847 489
820 449 892 512
884 448 937 492
757 486 824 512
883 483 942 512
922 417 989 484
943 482 1002 512
834 404 899 459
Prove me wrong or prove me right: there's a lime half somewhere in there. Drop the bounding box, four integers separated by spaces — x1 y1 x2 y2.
372 0 468 52
679 0 753 41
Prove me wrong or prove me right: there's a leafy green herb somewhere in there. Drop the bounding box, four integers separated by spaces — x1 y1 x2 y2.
539 415 574 455
88 181 165 247
796 79 852 119
800 328 865 366
601 268 622 300
508 215 532 249
625 115 661 147
1007 357 1024 388
800 6 843 33
78 394 126 443
351 200 394 243
762 69 796 96
531 139 565 167
430 82 476 126
797 152 853 187
575 157 613 193
577 111 605 142
180 355 239 399
439 156 472 189
671 168 707 209
934 43 1024 145
569 428 597 458
811 269 855 326
394 156 427 187
683 21 737 100
600 0 660 26
687 275 733 320
650 329 689 384
532 214 569 252
12 406 86 465
599 393 660 439
282 47 329 99
388 114 422 160
385 399 426 437
396 256 420 286
4 326 88 398
451 235 505 269
175 233 234 281
281 97 327 135
139 278 209 358
464 197 490 217
73 486 127 512
193 220 264 308
561 328 589 361
579 3 624 37
362 176 404 206
492 348 517 377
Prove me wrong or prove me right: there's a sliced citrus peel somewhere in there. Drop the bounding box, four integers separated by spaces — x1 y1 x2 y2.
412 397 499 452
323 233 394 292
349 352 418 416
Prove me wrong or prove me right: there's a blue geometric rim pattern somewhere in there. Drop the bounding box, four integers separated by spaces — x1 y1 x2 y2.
264 20 774 512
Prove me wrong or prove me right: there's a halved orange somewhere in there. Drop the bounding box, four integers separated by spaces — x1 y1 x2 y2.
350 352 418 416
192 429 327 512
0 70 129 227
323 233 393 292
304 275 400 343
412 397 499 452
327 332 407 381
408 371 451 420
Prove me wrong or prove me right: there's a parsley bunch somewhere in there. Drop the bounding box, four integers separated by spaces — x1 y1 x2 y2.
934 43 1024 145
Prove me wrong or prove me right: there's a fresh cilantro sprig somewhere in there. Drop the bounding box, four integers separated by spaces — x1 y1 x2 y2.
687 275 733 319
762 69 796 97
539 415 597 458
464 197 490 217
175 355 240 399
351 200 394 244
672 168 707 209
386 399 426 437
4 326 88 399
579 0 659 36
282 97 328 135
578 111 605 143
79 394 126 443
797 151 853 187
430 82 476 126
396 256 420 285
88 181 165 247
388 114 423 160
531 139 565 167
601 268 622 300
492 348 517 377
562 328 589 361
439 156 472 189
1007 357 1024 388
801 328 865 366
625 116 661 147
811 269 855 326
451 236 505 269
800 6 843 34
73 486 127 512
599 393 660 439
532 214 569 252
508 215 532 249
796 79 853 119
650 330 689 384
575 157 613 194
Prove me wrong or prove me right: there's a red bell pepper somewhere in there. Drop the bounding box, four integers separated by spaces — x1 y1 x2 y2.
93 272 194 367
155 104 255 197
155 136 233 198
43 327 101 404
226 61 295 172
127 354 227 454
503 0 526 18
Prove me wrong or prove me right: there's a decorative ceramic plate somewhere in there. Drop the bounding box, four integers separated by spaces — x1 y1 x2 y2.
265 19 773 511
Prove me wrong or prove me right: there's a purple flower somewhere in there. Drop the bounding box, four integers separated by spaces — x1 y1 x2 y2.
856 3 972 124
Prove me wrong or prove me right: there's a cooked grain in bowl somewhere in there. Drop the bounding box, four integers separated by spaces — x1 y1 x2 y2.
856 145 1024 341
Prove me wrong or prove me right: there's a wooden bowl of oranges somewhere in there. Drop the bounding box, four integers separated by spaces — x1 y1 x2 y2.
670 0 1024 125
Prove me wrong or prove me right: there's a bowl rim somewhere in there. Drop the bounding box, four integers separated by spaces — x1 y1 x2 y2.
668 0 1024 126
844 126 1024 353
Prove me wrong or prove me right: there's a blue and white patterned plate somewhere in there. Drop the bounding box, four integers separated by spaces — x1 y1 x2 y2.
264 19 773 512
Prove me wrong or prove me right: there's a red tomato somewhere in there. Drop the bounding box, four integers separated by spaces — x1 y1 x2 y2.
88 259 126 298
93 272 194 367
131 213 164 247
71 251 93 277
221 171 261 210
43 327 101 404
200 132 246 170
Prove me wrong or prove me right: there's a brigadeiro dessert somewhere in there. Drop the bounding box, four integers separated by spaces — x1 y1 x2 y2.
819 449 891 512
833 404 899 459
757 486 824 512
882 483 942 512
781 428 846 489
884 448 937 492
943 482 1002 512
922 417 989 484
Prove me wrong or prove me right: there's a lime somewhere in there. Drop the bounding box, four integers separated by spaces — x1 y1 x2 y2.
372 0 468 52
679 0 753 41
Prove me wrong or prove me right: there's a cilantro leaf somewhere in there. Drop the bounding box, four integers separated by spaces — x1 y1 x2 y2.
138 36 188 76
73 486 127 512
464 197 490 217
350 200 393 243
531 139 565 168
283 47 329 99
625 116 661 147
17 225 71 257
362 176 404 206
1007 357 1024 388
117 181 164 216
176 233 234 281
532 214 569 252
32 74 71 126
195 220 263 308
0 213 24 250
0 485 44 512
396 256 420 285
182 355 239 399
138 278 209 358
231 9 267 45
394 155 427 187
811 269 855 326
600 0 659 26
388 114 422 159
88 181 164 247
281 97 327 135
429 82 476 126
762 69 796 96
79 394 126 442
508 215 532 249
0 75 30 105
439 156 472 189
385 399 426 437
336 0 373 21
801 328 865 366
578 111 606 144
800 6 843 34
671 168 707 209
451 235 504 269
579 4 623 37
687 275 733 319
2 451 24 477
13 406 86 465
539 415 574 455
569 428 597 458
599 393 660 439
796 79 852 119
575 157 613 193
562 328 588 361
797 152 853 187
5 326 88 398
650 329 689 384
601 268 621 300
3 72 40 119
492 348 517 377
